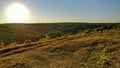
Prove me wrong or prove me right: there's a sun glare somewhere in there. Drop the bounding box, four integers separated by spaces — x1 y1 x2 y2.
6 3 29 23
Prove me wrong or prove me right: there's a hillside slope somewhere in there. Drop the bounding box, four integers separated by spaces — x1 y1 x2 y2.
0 30 119 68
0 25 44 45
4 24 52 33
4 23 111 33
1 23 120 45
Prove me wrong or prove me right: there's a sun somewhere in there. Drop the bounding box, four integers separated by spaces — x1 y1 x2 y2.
6 3 29 23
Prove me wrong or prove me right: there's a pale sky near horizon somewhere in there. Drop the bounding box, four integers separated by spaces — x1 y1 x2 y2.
0 0 120 23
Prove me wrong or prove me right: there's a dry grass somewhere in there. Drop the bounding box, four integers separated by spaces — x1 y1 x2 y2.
0 30 120 68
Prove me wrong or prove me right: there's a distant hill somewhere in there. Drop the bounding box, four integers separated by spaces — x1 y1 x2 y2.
4 23 118 34
0 23 120 45
4 24 52 33
0 25 44 45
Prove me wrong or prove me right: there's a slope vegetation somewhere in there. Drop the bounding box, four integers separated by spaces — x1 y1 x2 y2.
0 30 119 68
0 25 44 45
1 23 120 45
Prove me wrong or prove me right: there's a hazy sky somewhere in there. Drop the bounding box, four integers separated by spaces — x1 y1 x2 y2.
0 0 120 23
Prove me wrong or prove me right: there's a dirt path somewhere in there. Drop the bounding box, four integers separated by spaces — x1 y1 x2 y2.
0 42 46 57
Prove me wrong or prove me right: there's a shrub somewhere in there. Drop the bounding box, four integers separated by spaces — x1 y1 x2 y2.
46 30 63 39
83 29 92 33
39 34 46 39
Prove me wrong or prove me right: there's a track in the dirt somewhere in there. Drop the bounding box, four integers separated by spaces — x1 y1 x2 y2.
0 42 45 57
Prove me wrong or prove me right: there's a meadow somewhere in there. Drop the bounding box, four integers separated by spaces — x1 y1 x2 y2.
0 23 120 68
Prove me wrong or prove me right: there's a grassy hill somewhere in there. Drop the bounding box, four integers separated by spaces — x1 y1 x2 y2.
0 29 119 68
4 23 108 34
4 23 120 33
0 23 120 45
4 24 52 33
0 25 45 45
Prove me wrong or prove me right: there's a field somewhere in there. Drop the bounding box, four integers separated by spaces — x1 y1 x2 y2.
0 23 120 68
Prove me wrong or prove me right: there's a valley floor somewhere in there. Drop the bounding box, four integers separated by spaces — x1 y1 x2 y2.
0 30 120 68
